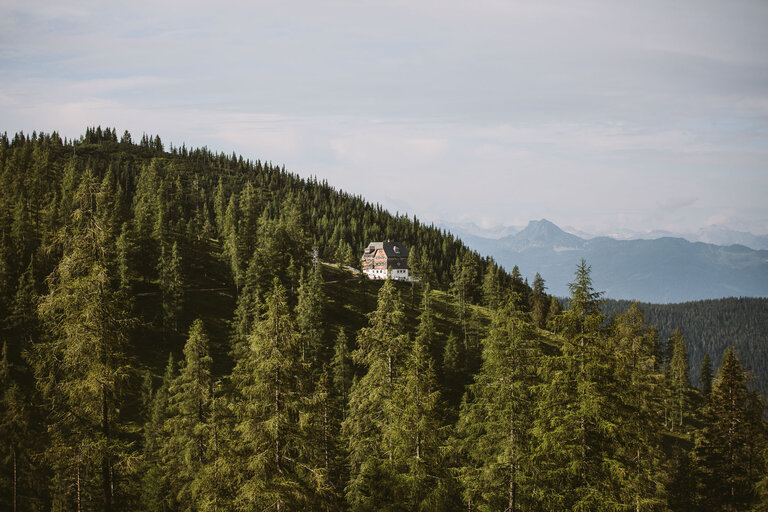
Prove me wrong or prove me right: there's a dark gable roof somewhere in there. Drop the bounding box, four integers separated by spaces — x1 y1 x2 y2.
382 241 409 259
365 241 409 260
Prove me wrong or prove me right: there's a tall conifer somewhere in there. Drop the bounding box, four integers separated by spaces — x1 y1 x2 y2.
36 170 133 512
232 279 323 510
457 302 539 511
343 279 408 510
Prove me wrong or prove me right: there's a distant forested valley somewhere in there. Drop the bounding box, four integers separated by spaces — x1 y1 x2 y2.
1 128 766 511
603 297 768 391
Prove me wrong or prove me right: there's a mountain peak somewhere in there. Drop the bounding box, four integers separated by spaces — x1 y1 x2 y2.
504 219 585 251
522 218 566 235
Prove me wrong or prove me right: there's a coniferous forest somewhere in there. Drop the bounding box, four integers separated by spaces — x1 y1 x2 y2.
1 128 767 511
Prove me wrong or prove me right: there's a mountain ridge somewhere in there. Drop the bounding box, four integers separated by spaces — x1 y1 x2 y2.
444 219 768 251
456 219 768 303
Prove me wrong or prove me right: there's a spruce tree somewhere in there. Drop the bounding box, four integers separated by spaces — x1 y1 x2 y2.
35 170 133 512
457 302 540 511
158 241 184 335
116 222 133 293
611 304 668 509
533 259 617 509
8 257 38 352
669 327 691 430
331 328 351 415
441 331 463 410
343 279 408 510
213 177 226 237
481 264 501 311
140 354 175 511
696 348 763 510
306 365 343 510
223 194 241 288
232 279 324 510
530 272 549 329
0 342 33 512
388 288 450 510
296 264 325 365
163 319 215 510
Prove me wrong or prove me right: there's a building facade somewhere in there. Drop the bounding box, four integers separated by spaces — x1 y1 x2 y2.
361 241 410 281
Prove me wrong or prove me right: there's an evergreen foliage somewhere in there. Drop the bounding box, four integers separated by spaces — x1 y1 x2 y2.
456 301 540 511
0 129 765 510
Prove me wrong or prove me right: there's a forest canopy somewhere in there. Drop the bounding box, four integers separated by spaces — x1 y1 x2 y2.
0 128 766 511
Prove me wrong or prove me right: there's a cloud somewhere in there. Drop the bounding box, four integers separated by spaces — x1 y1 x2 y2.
656 196 699 214
0 0 766 236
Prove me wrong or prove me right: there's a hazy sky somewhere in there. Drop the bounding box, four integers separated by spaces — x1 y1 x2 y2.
1 0 767 235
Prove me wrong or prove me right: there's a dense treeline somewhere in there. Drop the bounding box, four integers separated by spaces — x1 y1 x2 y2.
1 129 767 511
602 297 768 391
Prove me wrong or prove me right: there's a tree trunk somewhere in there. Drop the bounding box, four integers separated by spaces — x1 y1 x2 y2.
508 424 517 512
275 369 281 473
102 383 112 512
76 455 81 512
12 444 17 512
324 397 330 471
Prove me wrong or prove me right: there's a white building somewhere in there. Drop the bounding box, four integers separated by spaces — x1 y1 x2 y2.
361 241 410 281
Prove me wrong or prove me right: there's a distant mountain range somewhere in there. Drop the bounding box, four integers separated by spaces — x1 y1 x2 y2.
445 221 768 251
452 219 768 303
566 225 768 251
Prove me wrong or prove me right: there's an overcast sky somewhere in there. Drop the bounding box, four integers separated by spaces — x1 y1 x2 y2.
1 0 767 236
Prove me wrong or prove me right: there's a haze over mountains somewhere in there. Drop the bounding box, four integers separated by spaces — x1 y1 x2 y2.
446 221 768 251
450 219 768 303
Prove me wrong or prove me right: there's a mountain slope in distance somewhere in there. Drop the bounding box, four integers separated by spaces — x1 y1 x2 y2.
462 219 768 303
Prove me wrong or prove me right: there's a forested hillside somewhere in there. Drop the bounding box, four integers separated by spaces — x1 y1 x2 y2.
603 297 768 391
1 129 766 511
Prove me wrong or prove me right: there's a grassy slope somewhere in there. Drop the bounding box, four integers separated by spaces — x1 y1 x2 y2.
128 247 562 421
129 254 494 380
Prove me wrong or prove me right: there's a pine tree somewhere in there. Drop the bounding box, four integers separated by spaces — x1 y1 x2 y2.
387 287 450 510
331 328 351 414
611 304 668 509
232 279 323 511
533 259 617 510
296 264 325 366
0 342 33 512
697 348 763 510
35 170 133 512
140 354 175 511
213 178 226 237
343 279 408 510
669 327 691 430
530 272 549 329
158 241 184 335
481 264 501 311
457 301 540 511
441 331 463 410
163 319 214 510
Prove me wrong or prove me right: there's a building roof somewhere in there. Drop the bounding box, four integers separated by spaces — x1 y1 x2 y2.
364 241 410 260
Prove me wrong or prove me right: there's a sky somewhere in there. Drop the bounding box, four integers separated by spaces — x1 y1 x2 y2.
1 0 767 236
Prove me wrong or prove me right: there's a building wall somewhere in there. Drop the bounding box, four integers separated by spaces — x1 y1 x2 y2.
363 267 410 281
